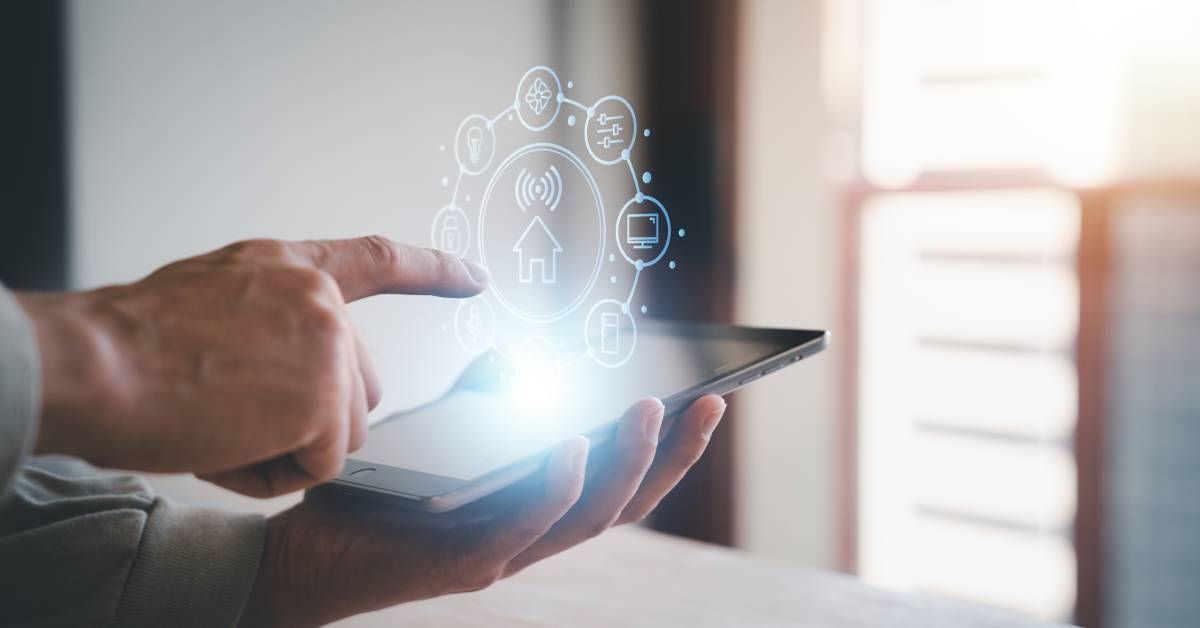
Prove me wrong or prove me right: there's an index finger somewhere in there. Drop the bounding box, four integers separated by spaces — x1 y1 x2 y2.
297 236 489 302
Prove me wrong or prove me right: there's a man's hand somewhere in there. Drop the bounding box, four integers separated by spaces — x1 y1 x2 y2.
18 236 488 497
238 395 727 628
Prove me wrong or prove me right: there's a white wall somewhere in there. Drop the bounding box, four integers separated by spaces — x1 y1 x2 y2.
734 0 840 569
67 0 637 512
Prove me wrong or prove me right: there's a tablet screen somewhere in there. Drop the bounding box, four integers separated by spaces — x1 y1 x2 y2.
352 324 812 481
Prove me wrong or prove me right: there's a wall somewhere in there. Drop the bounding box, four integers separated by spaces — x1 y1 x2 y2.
734 0 840 568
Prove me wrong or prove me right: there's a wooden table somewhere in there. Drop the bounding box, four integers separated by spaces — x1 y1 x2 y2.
333 527 1069 627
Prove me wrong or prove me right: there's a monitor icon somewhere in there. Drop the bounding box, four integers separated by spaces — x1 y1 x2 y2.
626 213 659 249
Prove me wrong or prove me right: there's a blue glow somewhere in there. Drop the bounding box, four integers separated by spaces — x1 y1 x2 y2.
642 171 652 184
644 128 651 137
510 339 566 413
678 228 686 237
641 305 648 314
669 260 677 270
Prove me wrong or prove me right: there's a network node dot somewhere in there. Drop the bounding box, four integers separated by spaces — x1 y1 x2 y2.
587 107 595 118
634 260 644 271
610 275 617 284
678 228 686 237
568 114 576 127
621 149 630 160
609 254 615 262
669 261 677 269
556 92 564 103
641 305 648 314
635 193 644 203
621 303 630 315
568 80 574 89
644 129 651 137
642 171 652 184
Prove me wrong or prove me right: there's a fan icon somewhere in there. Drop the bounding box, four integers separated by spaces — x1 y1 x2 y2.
525 78 552 115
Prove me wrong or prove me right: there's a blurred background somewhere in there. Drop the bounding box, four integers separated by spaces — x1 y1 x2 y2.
4 1 1199 626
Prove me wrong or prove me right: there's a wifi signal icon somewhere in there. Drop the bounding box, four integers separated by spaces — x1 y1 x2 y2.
515 165 562 212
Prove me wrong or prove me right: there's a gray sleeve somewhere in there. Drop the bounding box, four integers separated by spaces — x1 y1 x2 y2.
0 286 40 504
0 288 267 628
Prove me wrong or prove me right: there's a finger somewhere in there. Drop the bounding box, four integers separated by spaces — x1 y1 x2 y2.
347 333 373 453
616 395 726 525
198 456 321 498
456 436 587 576
296 236 489 302
354 330 382 410
290 367 351 487
503 399 663 576
347 362 369 453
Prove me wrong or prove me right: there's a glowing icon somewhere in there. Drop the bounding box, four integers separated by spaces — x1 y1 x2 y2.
440 215 462 253
594 112 626 149
466 304 482 342
512 216 563 284
525 78 552 115
584 299 637 368
514 166 562 212
431 205 470 257
467 126 483 164
454 295 495 355
585 95 637 165
600 312 620 355
626 213 659 249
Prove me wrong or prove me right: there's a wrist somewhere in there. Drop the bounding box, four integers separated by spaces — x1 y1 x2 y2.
15 290 127 460
239 510 318 628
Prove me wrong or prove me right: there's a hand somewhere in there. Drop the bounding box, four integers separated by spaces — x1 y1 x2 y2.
18 236 488 496
238 395 727 627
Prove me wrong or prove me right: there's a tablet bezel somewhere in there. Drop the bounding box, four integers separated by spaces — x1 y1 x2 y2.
323 322 828 512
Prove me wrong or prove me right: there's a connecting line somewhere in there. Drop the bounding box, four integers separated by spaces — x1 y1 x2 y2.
491 104 514 125
624 265 643 307
560 97 589 111
451 169 464 204
624 157 641 196
561 351 592 368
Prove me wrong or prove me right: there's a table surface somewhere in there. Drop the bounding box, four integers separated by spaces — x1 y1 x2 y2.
332 526 1070 628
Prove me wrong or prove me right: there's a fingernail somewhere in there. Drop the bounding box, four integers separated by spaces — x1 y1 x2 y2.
463 260 490 284
702 404 726 439
644 411 663 445
570 438 590 476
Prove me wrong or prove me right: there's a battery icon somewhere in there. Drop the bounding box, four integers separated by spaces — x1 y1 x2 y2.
600 312 620 355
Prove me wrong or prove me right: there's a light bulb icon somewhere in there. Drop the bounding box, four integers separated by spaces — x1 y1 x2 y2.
467 126 483 164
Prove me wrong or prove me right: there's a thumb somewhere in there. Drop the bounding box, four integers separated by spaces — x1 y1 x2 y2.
296 236 489 302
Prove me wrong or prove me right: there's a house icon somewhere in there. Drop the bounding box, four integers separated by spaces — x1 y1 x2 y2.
512 215 563 284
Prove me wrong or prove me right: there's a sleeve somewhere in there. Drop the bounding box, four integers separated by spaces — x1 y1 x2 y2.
0 285 40 504
0 287 267 628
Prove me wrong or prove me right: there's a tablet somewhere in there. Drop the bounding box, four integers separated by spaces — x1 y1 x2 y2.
326 322 827 512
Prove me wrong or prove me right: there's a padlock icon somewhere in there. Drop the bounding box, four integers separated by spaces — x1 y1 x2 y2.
440 215 461 253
